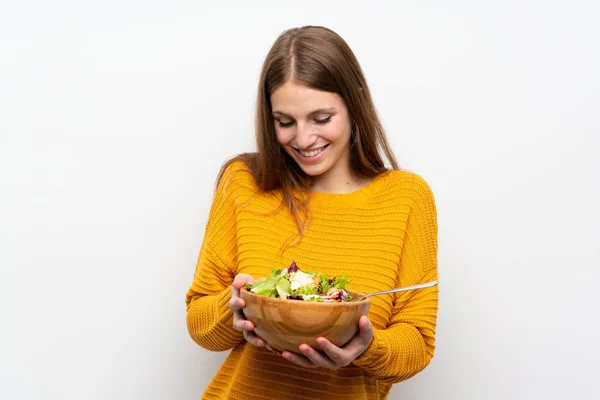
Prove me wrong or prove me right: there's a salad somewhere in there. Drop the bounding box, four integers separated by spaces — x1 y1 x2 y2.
246 261 353 302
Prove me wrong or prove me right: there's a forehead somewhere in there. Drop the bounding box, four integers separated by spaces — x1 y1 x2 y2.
270 81 345 117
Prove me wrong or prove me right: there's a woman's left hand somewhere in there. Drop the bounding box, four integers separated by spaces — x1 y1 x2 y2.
271 315 374 370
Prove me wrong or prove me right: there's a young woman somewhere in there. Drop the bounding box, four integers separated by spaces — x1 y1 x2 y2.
186 25 439 399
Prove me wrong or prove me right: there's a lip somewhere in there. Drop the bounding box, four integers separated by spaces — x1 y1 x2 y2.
293 144 329 163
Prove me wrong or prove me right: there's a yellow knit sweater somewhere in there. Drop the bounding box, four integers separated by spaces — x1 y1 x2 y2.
186 160 438 400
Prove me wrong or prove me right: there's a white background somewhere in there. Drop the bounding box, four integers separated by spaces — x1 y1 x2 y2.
1 1 599 399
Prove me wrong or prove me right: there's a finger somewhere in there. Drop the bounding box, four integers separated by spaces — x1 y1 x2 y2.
281 350 318 368
229 297 247 325
244 331 265 347
233 318 254 332
298 343 337 369
230 284 241 311
315 337 346 366
228 296 245 312
230 281 242 299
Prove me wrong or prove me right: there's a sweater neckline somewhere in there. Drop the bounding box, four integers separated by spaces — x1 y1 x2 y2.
307 172 388 208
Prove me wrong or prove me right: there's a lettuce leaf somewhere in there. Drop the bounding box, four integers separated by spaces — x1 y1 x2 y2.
249 274 279 297
276 276 292 298
332 275 350 290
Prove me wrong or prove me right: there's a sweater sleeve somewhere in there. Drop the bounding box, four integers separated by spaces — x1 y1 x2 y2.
353 173 439 383
185 162 248 351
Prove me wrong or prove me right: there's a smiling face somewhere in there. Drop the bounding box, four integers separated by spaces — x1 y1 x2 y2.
270 81 353 186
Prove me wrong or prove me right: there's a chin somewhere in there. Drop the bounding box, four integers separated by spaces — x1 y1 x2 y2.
297 163 329 177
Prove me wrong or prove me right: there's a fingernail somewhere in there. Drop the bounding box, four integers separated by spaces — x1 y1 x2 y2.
267 346 277 354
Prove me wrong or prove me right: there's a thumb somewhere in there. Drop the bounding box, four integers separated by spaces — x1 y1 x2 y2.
358 316 374 340
233 274 254 289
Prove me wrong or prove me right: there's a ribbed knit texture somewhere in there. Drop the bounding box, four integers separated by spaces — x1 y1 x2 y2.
186 161 438 400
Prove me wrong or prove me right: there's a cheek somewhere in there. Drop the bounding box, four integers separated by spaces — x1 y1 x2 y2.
275 128 293 146
324 122 351 143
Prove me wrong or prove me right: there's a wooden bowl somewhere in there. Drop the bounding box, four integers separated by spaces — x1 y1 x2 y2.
240 287 371 354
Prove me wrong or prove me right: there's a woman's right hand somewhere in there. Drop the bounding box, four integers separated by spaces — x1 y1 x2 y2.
230 274 266 348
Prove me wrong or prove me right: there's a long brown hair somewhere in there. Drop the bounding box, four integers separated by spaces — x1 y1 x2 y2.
217 25 399 239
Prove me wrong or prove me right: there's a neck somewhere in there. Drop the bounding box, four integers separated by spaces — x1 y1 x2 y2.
311 168 369 194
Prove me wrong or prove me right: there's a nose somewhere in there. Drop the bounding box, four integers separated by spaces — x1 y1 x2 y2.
294 122 318 150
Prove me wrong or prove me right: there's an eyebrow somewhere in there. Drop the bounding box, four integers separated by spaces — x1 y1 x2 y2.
272 108 337 118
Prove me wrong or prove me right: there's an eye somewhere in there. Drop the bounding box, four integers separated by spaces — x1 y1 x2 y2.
315 116 332 124
277 120 294 128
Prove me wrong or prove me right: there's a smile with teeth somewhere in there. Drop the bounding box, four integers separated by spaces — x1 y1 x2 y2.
296 145 328 157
